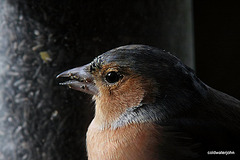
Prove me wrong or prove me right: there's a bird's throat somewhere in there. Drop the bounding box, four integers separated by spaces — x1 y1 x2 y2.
86 119 161 160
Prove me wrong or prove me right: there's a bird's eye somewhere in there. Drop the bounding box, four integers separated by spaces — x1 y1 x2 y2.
105 71 122 84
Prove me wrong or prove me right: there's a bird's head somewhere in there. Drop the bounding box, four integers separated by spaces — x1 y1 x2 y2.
57 45 206 129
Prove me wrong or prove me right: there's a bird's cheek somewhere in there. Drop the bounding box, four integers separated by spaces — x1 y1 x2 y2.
106 78 145 107
92 77 150 126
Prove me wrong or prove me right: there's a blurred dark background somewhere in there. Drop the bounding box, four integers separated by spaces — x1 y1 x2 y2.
0 0 239 160
194 0 240 100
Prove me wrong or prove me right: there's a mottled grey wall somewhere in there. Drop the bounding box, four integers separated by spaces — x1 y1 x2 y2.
0 0 194 159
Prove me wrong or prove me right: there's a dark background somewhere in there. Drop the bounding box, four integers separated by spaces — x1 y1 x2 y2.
194 1 240 99
0 0 239 160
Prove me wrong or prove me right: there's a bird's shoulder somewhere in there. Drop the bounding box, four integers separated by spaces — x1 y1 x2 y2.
155 88 240 159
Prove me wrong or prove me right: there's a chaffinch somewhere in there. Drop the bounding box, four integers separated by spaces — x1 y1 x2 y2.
57 45 240 160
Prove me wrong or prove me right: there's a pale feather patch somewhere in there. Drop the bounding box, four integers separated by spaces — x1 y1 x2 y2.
111 103 167 129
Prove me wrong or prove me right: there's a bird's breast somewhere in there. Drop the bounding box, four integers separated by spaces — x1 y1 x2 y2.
86 119 161 160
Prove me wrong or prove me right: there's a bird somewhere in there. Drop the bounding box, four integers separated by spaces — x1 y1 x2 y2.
57 45 240 160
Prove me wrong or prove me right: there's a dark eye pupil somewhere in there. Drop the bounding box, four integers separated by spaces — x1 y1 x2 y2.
106 71 120 83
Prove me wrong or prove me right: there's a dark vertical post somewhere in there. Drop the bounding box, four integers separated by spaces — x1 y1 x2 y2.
0 0 194 159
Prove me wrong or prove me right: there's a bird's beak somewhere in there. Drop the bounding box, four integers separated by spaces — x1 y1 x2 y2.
56 64 98 95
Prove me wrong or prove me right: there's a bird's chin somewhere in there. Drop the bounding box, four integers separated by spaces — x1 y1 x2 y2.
56 64 98 95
